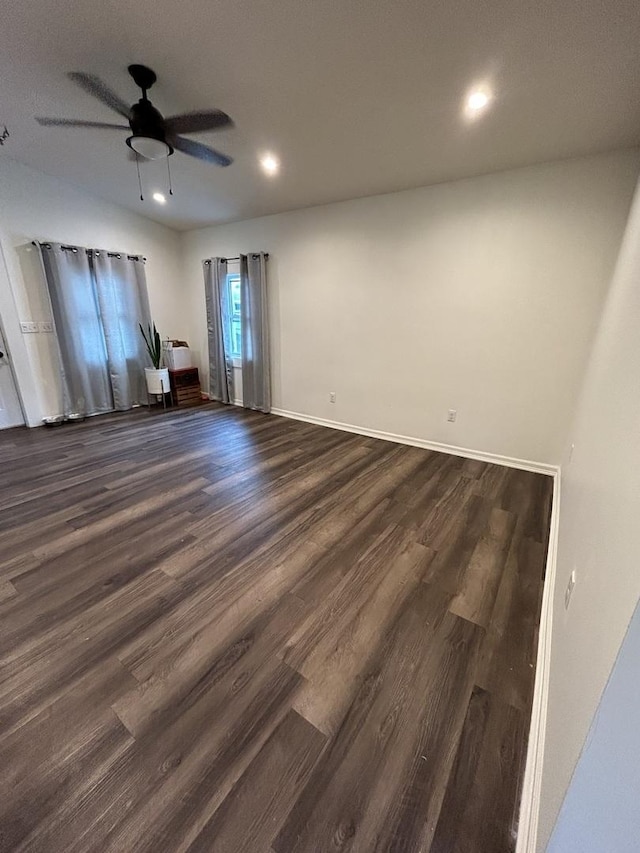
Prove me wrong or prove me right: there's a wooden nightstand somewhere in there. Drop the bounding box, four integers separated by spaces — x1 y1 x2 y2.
169 367 202 407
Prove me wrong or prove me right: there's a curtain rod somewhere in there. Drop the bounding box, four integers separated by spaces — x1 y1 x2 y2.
203 254 269 265
32 241 146 262
226 254 270 261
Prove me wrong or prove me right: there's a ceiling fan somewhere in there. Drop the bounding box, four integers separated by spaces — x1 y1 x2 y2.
36 64 233 167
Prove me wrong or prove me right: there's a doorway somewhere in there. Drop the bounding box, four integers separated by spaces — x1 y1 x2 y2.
0 325 25 428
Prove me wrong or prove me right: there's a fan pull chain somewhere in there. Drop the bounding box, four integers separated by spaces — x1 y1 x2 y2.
135 153 144 201
167 156 173 196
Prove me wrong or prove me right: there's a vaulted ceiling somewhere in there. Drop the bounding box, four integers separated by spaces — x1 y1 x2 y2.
1 0 639 230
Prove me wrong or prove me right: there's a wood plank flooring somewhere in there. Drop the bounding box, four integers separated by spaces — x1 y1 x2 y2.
0 404 553 852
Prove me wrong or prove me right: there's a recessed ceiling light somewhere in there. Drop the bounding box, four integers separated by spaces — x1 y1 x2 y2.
464 86 493 120
152 192 166 204
260 153 279 176
467 90 491 112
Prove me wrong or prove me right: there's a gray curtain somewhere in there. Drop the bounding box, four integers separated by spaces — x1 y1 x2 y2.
92 250 151 409
39 242 152 416
40 243 113 416
240 253 271 412
203 257 233 404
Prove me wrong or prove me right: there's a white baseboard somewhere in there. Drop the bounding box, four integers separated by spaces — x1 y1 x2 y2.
516 469 560 853
270 407 557 476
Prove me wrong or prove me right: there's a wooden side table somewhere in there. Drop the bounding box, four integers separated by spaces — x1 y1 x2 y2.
169 367 202 407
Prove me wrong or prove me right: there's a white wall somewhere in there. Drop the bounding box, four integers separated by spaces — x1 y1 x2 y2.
181 149 640 466
547 600 640 852
537 176 640 849
0 156 187 423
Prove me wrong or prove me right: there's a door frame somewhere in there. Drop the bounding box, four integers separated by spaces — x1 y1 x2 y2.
0 319 25 427
0 230 39 426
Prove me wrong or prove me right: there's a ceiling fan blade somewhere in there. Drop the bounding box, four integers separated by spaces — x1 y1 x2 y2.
164 110 233 135
170 135 233 166
36 117 129 130
68 72 131 118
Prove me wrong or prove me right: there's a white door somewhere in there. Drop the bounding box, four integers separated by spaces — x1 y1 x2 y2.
0 328 24 428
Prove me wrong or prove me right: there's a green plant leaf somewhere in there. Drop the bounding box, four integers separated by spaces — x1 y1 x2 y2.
140 322 162 368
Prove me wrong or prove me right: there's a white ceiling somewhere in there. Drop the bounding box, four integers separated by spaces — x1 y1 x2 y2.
1 0 639 231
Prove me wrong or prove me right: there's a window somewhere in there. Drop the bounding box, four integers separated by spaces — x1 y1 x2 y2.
226 273 242 359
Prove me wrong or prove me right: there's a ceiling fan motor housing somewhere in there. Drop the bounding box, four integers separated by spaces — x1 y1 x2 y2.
126 99 174 157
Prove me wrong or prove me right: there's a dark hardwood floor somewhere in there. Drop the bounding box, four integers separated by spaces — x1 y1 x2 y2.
0 404 553 852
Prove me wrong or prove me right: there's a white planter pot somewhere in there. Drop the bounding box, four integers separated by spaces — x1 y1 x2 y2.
144 367 170 395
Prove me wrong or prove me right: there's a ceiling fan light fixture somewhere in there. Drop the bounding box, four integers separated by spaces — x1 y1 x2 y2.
126 135 172 160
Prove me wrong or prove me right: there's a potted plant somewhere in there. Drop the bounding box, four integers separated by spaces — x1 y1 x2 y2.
140 322 170 396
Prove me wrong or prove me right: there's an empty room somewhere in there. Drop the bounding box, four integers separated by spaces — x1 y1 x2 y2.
1 1 640 851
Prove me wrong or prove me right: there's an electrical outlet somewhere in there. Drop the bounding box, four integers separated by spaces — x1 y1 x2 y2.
329 391 336 403
447 409 457 423
39 321 53 333
20 321 38 333
565 569 576 610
